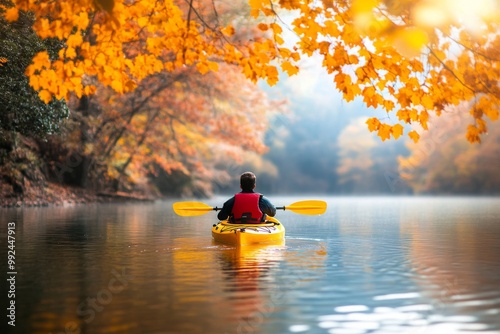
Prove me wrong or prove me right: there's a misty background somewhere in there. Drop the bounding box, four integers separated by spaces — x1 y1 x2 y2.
215 57 500 196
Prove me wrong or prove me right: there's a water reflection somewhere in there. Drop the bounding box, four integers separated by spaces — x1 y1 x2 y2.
401 198 500 333
217 244 285 332
313 197 500 334
1 197 499 334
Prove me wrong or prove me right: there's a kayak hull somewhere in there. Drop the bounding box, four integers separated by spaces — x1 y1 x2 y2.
212 216 285 246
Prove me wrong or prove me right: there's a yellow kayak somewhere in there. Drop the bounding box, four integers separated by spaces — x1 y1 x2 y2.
211 216 285 246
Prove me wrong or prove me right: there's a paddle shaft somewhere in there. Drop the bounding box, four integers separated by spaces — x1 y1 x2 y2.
208 206 299 211
276 206 319 211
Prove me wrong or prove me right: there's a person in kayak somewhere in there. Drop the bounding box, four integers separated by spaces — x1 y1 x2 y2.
217 171 276 223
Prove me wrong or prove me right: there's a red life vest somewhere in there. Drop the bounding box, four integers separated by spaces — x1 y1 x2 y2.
231 193 264 223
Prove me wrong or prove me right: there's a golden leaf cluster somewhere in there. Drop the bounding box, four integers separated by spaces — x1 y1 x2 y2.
2 0 500 143
247 0 500 143
3 0 298 103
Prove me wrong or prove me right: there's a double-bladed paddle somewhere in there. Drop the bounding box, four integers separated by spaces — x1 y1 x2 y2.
173 200 327 217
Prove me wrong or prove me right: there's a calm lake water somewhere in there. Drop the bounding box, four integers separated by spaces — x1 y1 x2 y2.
1 196 500 334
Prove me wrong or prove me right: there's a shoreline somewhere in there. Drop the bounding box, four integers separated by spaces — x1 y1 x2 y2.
1 182 157 208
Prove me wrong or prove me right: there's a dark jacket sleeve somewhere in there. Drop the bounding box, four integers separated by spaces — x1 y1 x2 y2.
217 196 235 220
259 196 276 217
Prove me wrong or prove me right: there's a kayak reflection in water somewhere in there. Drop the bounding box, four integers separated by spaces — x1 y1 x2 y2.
217 172 276 224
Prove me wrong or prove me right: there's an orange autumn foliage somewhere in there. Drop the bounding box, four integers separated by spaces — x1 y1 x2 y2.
399 103 500 194
2 0 500 143
65 62 285 193
272 0 500 144
0 0 287 194
3 0 291 100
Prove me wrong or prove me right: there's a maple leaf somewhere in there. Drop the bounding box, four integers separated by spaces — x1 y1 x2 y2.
281 61 299 76
466 125 481 143
258 23 268 31
65 47 77 59
111 79 123 93
265 66 279 86
38 90 52 104
270 22 283 35
383 99 395 112
391 124 404 139
419 110 430 130
421 95 434 110
378 123 392 141
408 130 420 143
249 0 268 18
366 117 380 132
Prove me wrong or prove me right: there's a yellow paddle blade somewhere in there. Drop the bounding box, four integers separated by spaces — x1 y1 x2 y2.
283 200 327 215
172 201 215 216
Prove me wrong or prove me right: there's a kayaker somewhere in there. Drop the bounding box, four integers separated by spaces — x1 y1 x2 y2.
217 171 276 223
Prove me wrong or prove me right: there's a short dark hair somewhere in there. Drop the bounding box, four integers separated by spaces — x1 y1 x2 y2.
240 172 256 191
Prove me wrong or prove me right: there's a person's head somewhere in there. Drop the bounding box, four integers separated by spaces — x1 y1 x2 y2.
240 171 256 191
